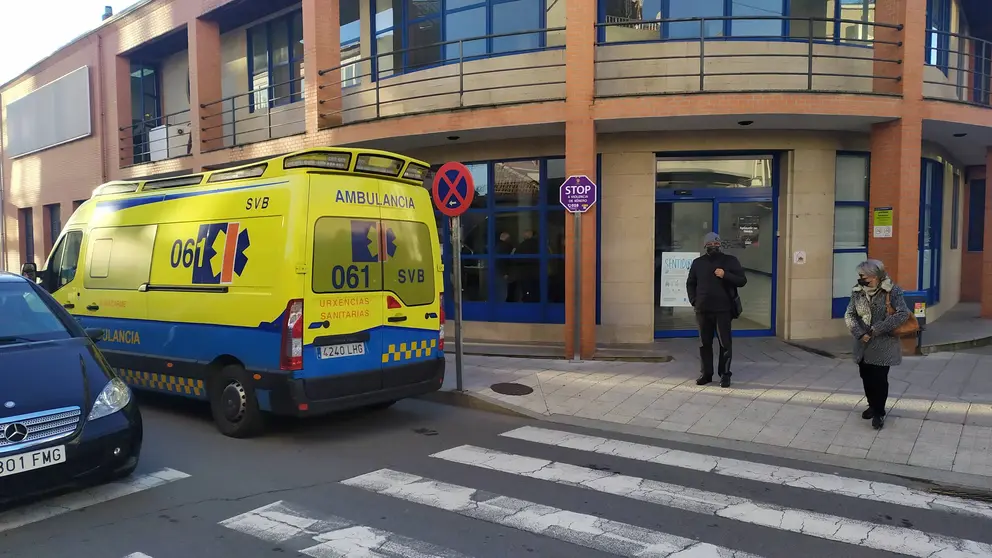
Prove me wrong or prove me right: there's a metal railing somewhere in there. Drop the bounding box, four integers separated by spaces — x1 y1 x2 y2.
119 109 191 167
594 16 903 97
199 75 307 153
316 27 566 126
922 29 992 108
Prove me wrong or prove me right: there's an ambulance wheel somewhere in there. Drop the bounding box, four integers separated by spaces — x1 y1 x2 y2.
209 365 265 438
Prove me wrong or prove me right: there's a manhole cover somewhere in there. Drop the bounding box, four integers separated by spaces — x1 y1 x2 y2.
490 382 534 396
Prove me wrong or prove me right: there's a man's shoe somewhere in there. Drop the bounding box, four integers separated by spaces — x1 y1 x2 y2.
872 415 884 430
862 408 873 420
720 375 731 388
696 374 713 386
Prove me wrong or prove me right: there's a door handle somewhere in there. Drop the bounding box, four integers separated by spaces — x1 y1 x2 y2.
309 320 330 329
63 303 75 310
86 304 100 311
387 316 408 323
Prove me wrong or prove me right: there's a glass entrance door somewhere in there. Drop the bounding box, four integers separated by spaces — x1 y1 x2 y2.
654 199 775 337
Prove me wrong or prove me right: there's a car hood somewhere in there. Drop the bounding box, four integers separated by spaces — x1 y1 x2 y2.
0 338 108 419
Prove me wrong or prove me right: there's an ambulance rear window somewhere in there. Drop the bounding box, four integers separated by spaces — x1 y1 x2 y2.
312 217 384 294
381 219 436 307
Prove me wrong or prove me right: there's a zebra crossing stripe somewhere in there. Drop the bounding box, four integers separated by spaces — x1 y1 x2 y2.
342 468 763 558
434 444 992 558
219 500 471 557
500 426 992 520
0 468 190 534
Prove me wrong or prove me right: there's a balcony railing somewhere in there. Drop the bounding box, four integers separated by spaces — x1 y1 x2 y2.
922 29 992 108
119 109 192 167
199 75 307 153
316 28 566 126
594 16 903 98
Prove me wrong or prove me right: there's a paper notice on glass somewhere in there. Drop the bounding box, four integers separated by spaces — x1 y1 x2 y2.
659 252 697 308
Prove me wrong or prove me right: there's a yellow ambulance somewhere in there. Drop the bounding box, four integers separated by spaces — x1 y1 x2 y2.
29 148 445 437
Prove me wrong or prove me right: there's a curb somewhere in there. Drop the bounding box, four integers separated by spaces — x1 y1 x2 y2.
421 388 992 496
921 335 992 354
463 344 674 363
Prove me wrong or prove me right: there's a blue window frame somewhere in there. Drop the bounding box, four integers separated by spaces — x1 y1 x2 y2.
432 157 569 324
968 179 986 252
973 40 992 105
925 0 951 73
129 62 161 164
341 1 363 87
370 0 555 79
247 11 305 112
831 152 870 318
919 158 944 304
598 0 875 44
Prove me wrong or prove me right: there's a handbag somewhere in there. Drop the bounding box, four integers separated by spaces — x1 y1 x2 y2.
885 291 920 338
726 285 743 320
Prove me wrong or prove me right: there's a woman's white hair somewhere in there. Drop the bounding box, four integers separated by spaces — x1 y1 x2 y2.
856 259 887 280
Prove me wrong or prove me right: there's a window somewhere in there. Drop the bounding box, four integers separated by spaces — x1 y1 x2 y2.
130 63 161 164
0 283 70 341
18 208 34 265
84 226 156 290
341 0 362 87
45 203 61 252
248 11 305 111
974 40 992 106
382 219 437 306
371 0 555 79
919 159 944 302
599 0 873 43
831 153 869 318
951 172 960 250
926 0 950 72
73 200 87 212
46 230 83 293
433 157 566 323
968 179 986 252
312 218 385 294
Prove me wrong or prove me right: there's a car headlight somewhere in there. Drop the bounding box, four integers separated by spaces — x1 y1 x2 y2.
88 378 132 421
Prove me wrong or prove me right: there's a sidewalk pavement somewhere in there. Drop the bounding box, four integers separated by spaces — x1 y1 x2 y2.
437 337 992 484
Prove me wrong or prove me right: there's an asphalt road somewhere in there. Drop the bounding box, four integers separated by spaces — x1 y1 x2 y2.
1 393 991 558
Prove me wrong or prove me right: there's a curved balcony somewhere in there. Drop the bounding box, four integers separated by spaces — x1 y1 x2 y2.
316 28 566 126
922 29 992 108
594 16 902 98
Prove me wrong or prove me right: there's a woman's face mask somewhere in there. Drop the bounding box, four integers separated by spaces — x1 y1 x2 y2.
858 275 875 288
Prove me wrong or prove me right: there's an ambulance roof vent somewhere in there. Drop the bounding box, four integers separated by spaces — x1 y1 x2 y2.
93 182 140 196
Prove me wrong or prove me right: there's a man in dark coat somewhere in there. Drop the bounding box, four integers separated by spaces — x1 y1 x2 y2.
686 232 747 387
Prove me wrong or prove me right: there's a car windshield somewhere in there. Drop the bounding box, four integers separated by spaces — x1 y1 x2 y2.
0 283 71 343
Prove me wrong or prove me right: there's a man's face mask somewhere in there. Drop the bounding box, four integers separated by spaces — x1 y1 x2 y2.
705 244 720 255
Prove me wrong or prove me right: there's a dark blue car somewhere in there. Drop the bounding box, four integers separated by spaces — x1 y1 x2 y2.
0 271 142 504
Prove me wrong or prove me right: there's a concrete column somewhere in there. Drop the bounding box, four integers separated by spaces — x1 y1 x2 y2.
303 0 341 131
564 0 597 359
982 148 992 318
188 18 224 155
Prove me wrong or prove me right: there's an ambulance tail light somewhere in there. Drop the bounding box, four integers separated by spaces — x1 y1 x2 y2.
280 299 304 371
386 295 402 310
438 294 445 351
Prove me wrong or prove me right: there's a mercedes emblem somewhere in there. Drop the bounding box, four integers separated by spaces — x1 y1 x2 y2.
3 423 28 443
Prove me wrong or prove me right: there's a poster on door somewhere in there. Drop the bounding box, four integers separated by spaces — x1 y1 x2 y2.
737 216 760 247
659 252 697 308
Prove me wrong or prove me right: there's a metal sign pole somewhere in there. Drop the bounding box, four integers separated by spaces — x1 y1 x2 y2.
573 212 581 362
451 215 465 391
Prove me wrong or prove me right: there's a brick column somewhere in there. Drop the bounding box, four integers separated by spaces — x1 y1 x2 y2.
304 0 341 131
113 55 132 169
868 0 926 289
982 148 992 318
189 18 224 156
564 0 597 359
